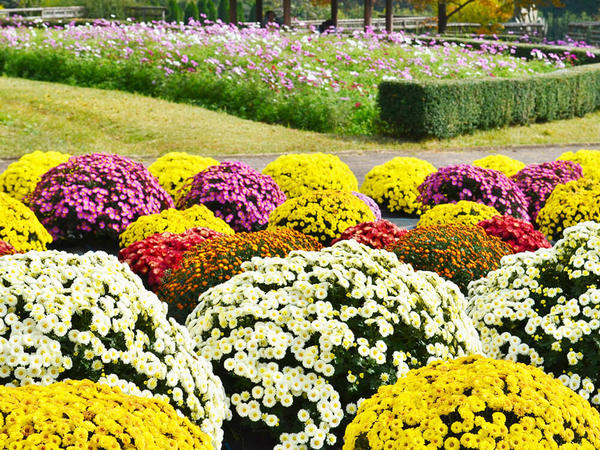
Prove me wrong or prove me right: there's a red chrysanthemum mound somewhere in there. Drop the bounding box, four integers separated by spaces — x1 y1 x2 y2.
118 227 224 290
0 240 15 257
157 228 323 323
330 220 407 249
477 215 552 253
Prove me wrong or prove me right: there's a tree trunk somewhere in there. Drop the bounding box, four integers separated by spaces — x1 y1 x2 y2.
283 0 291 27
364 0 372 31
331 0 338 28
255 0 262 23
229 0 237 24
385 0 393 33
438 1 447 34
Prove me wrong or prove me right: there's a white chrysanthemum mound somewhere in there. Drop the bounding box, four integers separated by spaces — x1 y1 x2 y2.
467 221 600 408
187 240 482 450
0 251 229 448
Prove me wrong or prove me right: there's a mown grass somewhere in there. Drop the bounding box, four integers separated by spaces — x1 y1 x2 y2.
0 76 599 159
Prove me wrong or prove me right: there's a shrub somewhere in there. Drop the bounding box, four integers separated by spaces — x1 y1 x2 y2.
477 214 552 253
343 355 600 449
157 228 322 322
0 192 52 252
471 153 525 177
0 250 229 446
0 150 70 202
148 152 219 202
360 157 436 216
467 221 600 409
0 240 15 256
417 200 500 227
511 160 583 223
330 220 407 249
177 161 286 232
0 380 214 449
27 153 174 242
557 149 600 180
187 241 482 449
352 192 381 220
418 164 530 220
119 205 233 248
268 190 375 245
262 153 358 199
387 224 513 294
118 227 224 290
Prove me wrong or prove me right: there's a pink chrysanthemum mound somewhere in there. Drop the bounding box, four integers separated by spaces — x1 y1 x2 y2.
118 227 224 290
0 240 15 256
477 215 552 253
331 220 407 249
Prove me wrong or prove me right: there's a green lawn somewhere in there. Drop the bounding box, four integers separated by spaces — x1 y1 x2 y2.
0 76 599 159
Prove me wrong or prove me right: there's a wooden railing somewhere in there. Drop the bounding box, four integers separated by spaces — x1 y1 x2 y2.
568 22 600 45
124 6 167 21
502 22 546 36
0 6 86 20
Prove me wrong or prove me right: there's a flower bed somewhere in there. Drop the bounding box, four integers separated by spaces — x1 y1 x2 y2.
558 149 600 180
418 164 530 220
331 219 407 249
387 224 513 294
343 355 600 449
262 153 358 199
177 161 285 232
0 379 213 449
511 160 583 222
0 192 52 252
268 190 375 244
158 228 322 323
187 241 482 449
417 200 499 227
0 250 229 447
471 153 525 177
118 227 224 290
27 153 174 242
477 214 551 253
119 205 233 248
360 157 436 216
467 221 600 409
0 240 15 256
148 152 219 202
0 150 70 202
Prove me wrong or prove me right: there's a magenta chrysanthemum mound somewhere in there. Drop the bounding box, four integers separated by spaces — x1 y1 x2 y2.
417 164 530 221
511 160 583 223
331 220 406 249
176 161 286 232
28 153 174 241
352 192 382 220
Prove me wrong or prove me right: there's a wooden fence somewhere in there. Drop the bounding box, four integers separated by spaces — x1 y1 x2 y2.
0 6 86 20
568 22 600 45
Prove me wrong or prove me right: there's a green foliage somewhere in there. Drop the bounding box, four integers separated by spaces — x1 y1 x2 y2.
217 0 228 21
197 0 207 18
206 0 217 20
167 0 183 22
184 1 199 21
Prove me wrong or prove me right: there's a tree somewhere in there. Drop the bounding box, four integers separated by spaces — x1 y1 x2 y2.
197 0 207 18
184 1 199 21
206 0 217 20
167 0 183 22
217 0 228 21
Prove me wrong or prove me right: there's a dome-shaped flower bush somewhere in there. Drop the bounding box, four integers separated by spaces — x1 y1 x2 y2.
148 152 219 202
417 200 500 228
418 164 530 220
361 157 436 215
158 228 322 323
268 190 375 244
511 160 582 222
343 355 600 450
387 224 513 294
0 192 52 252
0 251 229 447
477 215 552 253
467 221 600 409
0 240 16 256
352 191 381 220
177 161 286 232
119 227 224 290
0 379 214 449
331 220 407 249
187 241 482 449
558 149 600 180
119 205 234 248
0 150 71 202
27 153 174 242
471 153 525 177
537 178 600 241
262 153 358 199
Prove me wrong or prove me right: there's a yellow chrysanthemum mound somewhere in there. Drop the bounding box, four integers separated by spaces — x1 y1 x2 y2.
119 205 234 248
557 149 600 180
262 153 358 198
537 177 600 241
148 152 219 202
0 192 52 252
268 190 375 244
0 150 71 202
472 154 525 177
0 379 213 449
343 355 600 450
360 157 436 215
417 201 500 228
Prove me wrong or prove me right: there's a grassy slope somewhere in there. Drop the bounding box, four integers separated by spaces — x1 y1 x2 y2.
0 76 599 159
